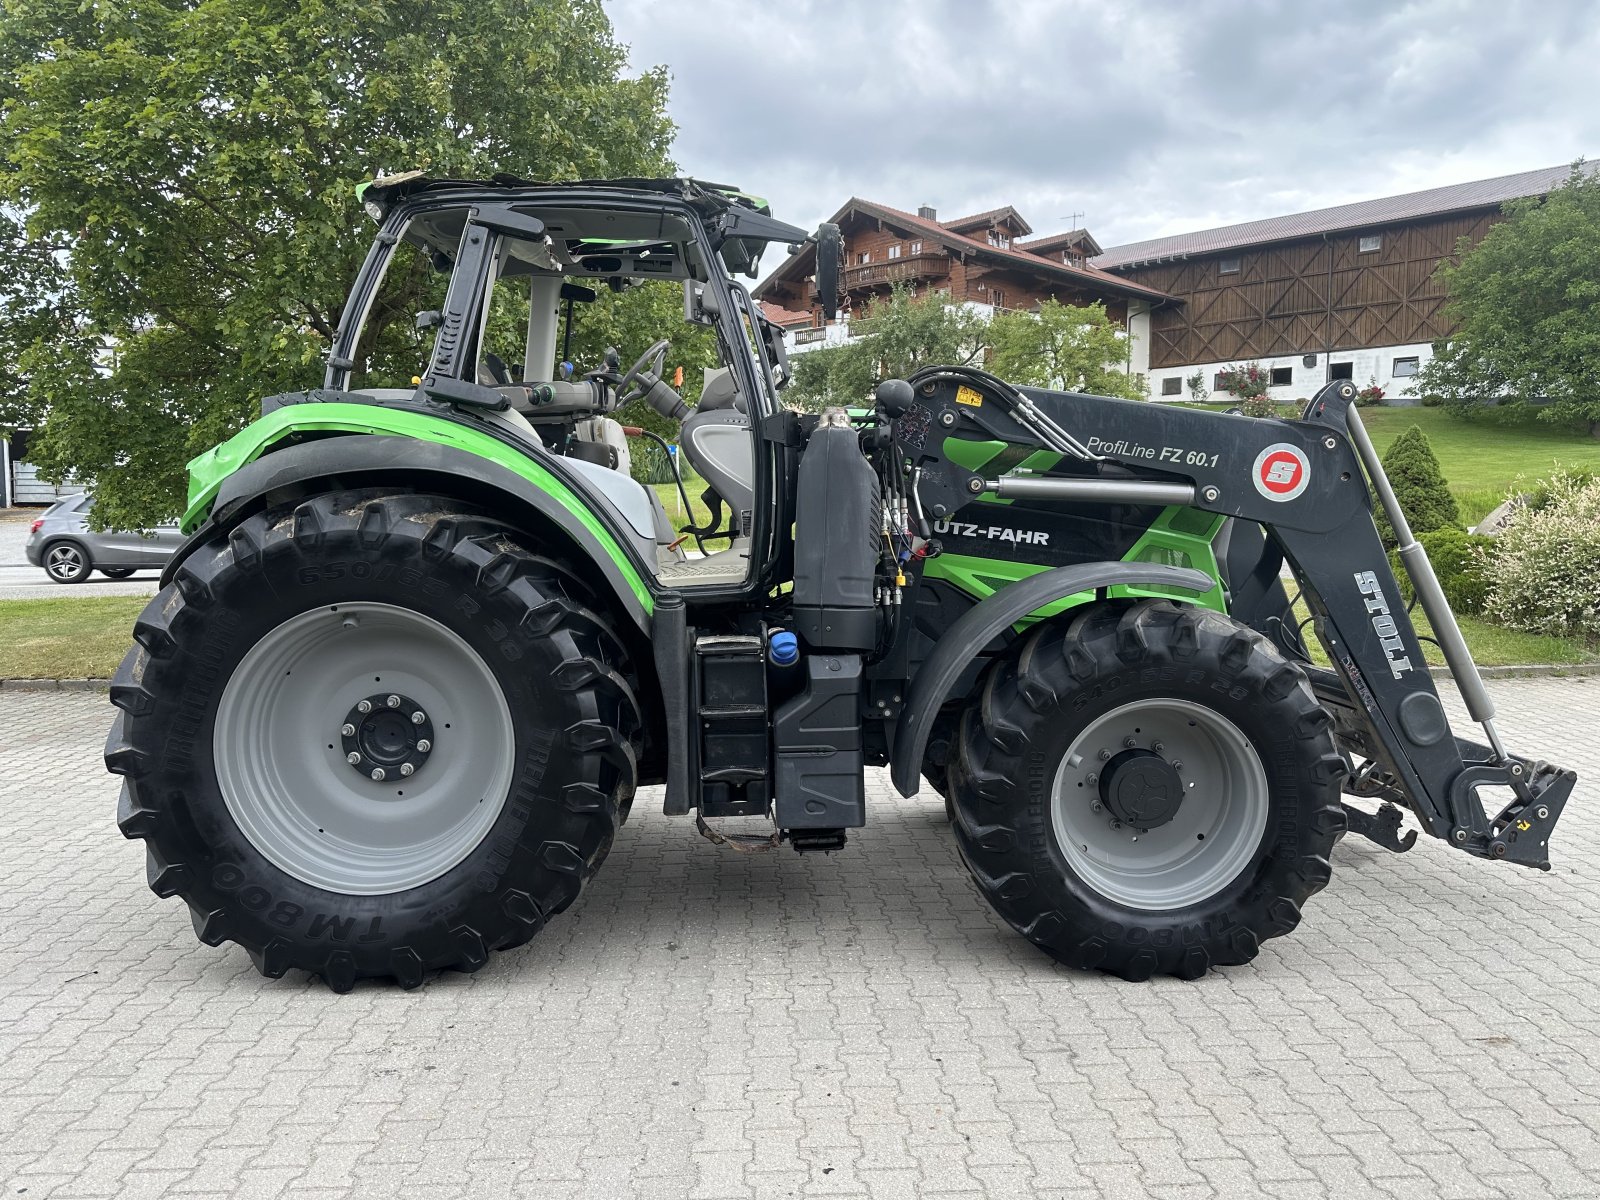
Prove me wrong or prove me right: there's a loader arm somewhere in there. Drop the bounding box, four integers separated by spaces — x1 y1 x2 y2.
892 371 1575 868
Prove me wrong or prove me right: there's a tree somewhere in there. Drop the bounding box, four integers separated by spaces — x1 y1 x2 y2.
1417 162 1600 438
0 0 673 526
986 299 1143 401
1375 424 1459 546
786 286 988 410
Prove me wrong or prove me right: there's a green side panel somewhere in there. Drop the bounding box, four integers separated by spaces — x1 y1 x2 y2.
182 403 654 613
922 506 1228 627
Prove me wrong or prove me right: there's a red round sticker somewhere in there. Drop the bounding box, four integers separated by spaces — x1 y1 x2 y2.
1251 443 1310 501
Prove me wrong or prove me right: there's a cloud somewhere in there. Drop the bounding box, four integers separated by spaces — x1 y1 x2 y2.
604 0 1600 250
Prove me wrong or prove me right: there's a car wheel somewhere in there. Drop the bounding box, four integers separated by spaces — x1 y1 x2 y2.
101 567 138 579
44 541 93 583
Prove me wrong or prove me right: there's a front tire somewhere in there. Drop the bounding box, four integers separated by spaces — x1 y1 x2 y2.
107 490 641 991
949 600 1346 981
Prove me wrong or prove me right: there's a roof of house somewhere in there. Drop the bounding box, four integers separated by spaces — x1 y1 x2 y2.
941 205 1034 236
758 300 814 327
1017 228 1103 257
1093 162 1586 269
755 198 1174 306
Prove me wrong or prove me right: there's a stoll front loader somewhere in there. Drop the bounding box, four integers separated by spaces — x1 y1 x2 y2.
106 174 1577 990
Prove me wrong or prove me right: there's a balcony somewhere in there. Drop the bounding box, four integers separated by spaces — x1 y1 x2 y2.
844 252 950 291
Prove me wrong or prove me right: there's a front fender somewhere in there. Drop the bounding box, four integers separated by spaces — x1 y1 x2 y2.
168 428 656 633
889 562 1215 797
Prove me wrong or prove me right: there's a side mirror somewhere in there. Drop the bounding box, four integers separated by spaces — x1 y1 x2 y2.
814 222 842 321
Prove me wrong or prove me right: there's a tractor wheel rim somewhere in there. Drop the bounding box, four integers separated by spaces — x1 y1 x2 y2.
213 602 515 895
46 545 82 579
1051 697 1269 911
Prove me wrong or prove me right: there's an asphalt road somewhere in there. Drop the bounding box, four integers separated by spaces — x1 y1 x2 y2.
0 508 162 600
3 677 1599 1198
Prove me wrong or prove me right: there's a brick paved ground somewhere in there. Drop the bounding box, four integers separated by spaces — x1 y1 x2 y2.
2 679 1599 1199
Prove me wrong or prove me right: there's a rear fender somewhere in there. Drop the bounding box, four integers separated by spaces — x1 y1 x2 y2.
167 430 656 634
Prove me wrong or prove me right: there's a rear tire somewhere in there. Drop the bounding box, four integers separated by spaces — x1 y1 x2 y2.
949 600 1346 981
107 490 642 991
43 540 91 583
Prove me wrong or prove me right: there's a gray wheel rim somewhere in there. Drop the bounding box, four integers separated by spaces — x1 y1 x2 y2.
1051 698 1269 911
46 544 83 580
213 602 515 895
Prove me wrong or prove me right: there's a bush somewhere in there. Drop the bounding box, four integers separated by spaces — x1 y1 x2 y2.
1390 529 1495 614
1484 470 1600 638
1375 424 1460 546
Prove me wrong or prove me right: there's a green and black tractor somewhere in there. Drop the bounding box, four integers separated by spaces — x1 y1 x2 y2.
107 174 1576 990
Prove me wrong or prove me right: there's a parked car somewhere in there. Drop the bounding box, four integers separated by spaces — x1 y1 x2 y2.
24 493 184 583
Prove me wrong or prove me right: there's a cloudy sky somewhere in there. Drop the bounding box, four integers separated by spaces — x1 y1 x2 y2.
604 0 1600 254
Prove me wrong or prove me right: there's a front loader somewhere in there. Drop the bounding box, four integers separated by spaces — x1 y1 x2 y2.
107 173 1577 990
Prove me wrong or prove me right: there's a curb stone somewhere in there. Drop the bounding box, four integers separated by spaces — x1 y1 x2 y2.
0 679 112 692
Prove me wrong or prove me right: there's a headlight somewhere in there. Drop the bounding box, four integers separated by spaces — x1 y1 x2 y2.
363 199 386 223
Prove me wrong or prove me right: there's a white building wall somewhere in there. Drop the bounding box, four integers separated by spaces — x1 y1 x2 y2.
1142 341 1436 404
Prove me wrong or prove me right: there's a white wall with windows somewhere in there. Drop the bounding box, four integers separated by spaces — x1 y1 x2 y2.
1141 342 1436 404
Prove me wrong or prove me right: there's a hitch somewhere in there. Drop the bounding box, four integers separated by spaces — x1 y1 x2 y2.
1342 802 1418 854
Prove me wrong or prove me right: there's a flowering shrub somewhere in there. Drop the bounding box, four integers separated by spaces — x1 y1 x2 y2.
1215 362 1275 417
1356 380 1386 406
1483 470 1600 638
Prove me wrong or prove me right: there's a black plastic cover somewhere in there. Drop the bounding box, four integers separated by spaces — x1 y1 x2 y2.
773 654 866 829
792 420 881 650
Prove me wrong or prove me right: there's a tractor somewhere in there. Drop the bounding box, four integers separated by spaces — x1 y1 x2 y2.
106 174 1577 990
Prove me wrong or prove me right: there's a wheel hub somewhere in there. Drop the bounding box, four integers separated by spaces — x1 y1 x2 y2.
341 692 435 782
1100 748 1184 829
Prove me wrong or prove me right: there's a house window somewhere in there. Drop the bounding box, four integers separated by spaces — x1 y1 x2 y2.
987 230 1011 249
1270 366 1293 386
1329 362 1354 380
1359 235 1382 254
1392 356 1420 378
991 289 1006 309
1213 372 1228 391
909 240 922 254
1161 377 1182 396
856 251 871 265
1219 257 1241 276
887 244 902 260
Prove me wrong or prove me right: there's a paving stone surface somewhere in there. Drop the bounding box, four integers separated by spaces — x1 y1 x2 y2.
2 680 1598 1199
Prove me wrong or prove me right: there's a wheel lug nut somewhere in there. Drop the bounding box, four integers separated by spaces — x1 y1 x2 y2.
1152 741 1164 753
1086 773 1098 785
341 723 356 737
400 763 415 777
1091 801 1104 813
1123 736 1137 748
416 739 431 753
357 700 373 714
1171 761 1183 771
386 695 401 708
1109 819 1123 830
1098 748 1111 761
346 751 361 765
371 768 386 782
412 711 427 725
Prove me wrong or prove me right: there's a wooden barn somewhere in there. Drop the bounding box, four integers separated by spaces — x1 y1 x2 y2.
1095 163 1584 402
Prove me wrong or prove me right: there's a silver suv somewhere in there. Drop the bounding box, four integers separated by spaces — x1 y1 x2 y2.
24 493 184 583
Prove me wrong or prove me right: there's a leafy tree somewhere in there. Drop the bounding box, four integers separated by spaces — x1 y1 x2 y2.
786 286 987 410
1417 162 1600 438
986 299 1143 401
1376 424 1460 546
0 0 672 526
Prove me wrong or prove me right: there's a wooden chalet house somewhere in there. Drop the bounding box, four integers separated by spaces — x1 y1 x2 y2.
754 199 1171 355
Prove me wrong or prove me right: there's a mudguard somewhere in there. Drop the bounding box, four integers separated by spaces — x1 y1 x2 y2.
889 561 1215 797
167 422 657 633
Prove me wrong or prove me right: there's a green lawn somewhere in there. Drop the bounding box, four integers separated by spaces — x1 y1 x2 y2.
650 475 716 537
1355 407 1600 525
1289 597 1598 668
0 596 147 679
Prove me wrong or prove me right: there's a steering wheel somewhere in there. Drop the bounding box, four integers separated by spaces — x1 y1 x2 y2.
614 338 671 404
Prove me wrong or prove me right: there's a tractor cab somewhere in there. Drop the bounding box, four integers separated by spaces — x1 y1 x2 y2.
327 174 831 593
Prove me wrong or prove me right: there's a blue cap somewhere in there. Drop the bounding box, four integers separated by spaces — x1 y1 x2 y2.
769 630 799 666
